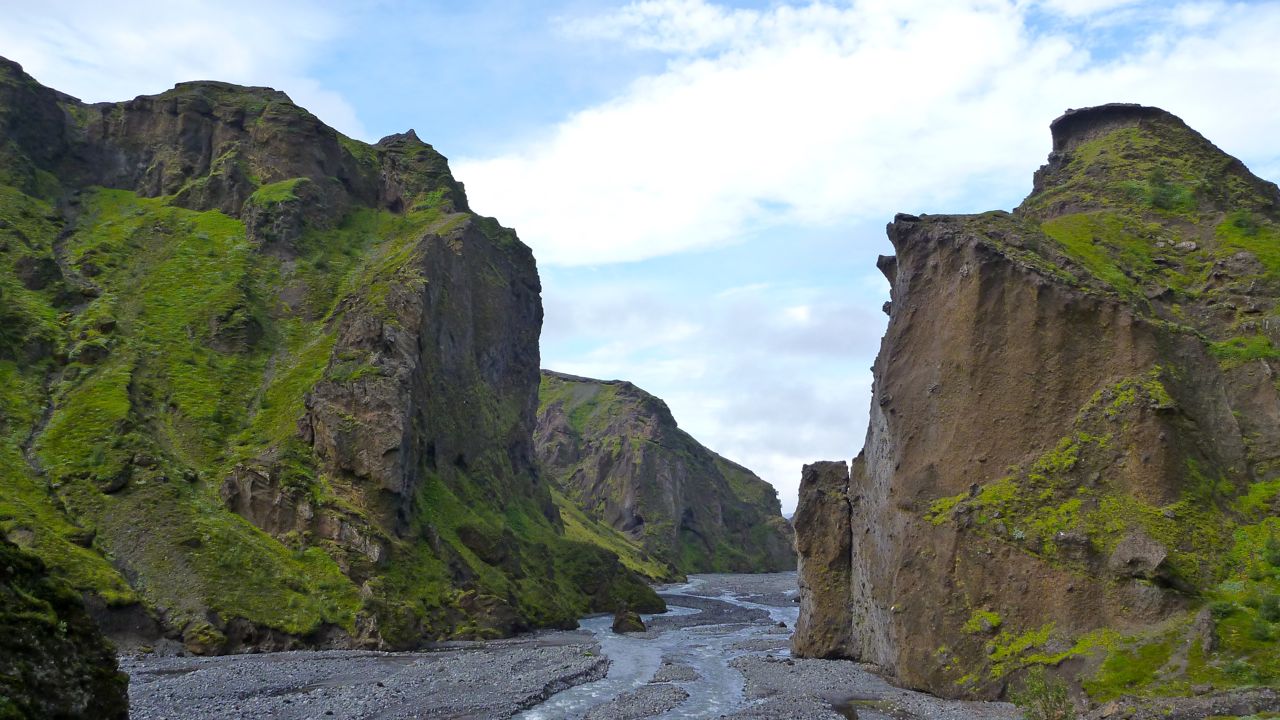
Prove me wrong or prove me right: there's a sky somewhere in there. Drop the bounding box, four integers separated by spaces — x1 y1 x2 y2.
5 0 1280 513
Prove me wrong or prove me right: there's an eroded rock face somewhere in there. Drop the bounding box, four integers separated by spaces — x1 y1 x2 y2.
536 371 796 575
791 460 852 658
793 105 1280 700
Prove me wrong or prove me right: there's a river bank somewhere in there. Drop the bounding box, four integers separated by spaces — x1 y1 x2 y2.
124 573 1020 719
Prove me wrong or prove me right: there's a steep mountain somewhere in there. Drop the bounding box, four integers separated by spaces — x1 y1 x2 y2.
0 538 129 719
536 371 795 578
792 104 1280 704
0 56 659 655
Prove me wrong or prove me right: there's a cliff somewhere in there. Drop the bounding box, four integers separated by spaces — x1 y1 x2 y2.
793 104 1280 704
536 371 795 577
0 56 659 655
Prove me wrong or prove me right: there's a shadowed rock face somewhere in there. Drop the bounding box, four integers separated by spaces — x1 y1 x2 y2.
536 371 796 576
0 538 129 719
0 56 660 656
793 105 1280 701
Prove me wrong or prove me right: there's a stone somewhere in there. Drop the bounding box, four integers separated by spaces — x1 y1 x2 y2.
1108 530 1168 579
612 608 646 634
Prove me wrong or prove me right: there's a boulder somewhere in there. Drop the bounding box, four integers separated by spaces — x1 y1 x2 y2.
612 608 646 634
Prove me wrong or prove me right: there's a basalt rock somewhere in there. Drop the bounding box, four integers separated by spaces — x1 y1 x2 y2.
793 105 1280 703
536 371 795 578
0 55 659 657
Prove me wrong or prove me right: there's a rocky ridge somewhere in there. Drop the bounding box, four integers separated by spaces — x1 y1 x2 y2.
0 56 660 656
536 370 795 578
793 104 1280 707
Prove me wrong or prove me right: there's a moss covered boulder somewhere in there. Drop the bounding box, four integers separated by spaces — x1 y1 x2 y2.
0 538 128 719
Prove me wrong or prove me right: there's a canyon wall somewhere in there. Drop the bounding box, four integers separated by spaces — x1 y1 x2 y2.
0 56 659 655
793 105 1280 702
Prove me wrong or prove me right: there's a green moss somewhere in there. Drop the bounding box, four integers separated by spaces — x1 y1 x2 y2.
964 608 1003 634
246 178 306 207
1083 636 1177 701
553 488 677 582
927 493 965 525
1040 212 1153 298
1209 335 1280 369
1216 213 1280 283
1237 480 1280 518
989 623 1055 677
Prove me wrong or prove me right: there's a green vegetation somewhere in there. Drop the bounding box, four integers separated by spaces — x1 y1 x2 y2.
964 608 1003 634
246 177 306 207
0 68 664 651
1209 335 1280 369
1010 667 1075 720
553 488 678 581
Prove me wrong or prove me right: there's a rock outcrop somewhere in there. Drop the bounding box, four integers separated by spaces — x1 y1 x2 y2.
0 538 129 719
791 461 852 658
536 371 795 577
793 104 1280 703
0 56 660 655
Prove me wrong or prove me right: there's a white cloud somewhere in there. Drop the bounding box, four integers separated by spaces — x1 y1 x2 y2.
542 270 888 514
0 1 367 139
458 0 1280 267
1036 0 1144 17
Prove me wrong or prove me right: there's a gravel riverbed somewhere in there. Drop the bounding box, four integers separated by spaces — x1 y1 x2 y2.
124 573 1021 719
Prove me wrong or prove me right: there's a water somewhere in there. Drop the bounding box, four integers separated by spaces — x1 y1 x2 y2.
518 573 799 720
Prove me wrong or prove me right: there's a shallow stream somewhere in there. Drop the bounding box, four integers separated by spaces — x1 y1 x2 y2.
518 573 801 719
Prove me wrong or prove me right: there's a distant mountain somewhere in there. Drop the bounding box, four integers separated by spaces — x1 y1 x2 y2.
537 370 795 579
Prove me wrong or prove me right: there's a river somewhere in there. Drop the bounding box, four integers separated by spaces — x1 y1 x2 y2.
124 573 1019 719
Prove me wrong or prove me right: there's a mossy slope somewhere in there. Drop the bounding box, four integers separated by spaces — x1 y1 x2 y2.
0 55 659 654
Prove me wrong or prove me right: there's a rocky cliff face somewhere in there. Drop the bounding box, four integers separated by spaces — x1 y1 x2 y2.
793 105 1280 703
536 371 795 577
0 56 659 655
0 538 129 719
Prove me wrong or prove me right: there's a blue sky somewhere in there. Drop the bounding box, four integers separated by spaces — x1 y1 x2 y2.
6 0 1280 512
